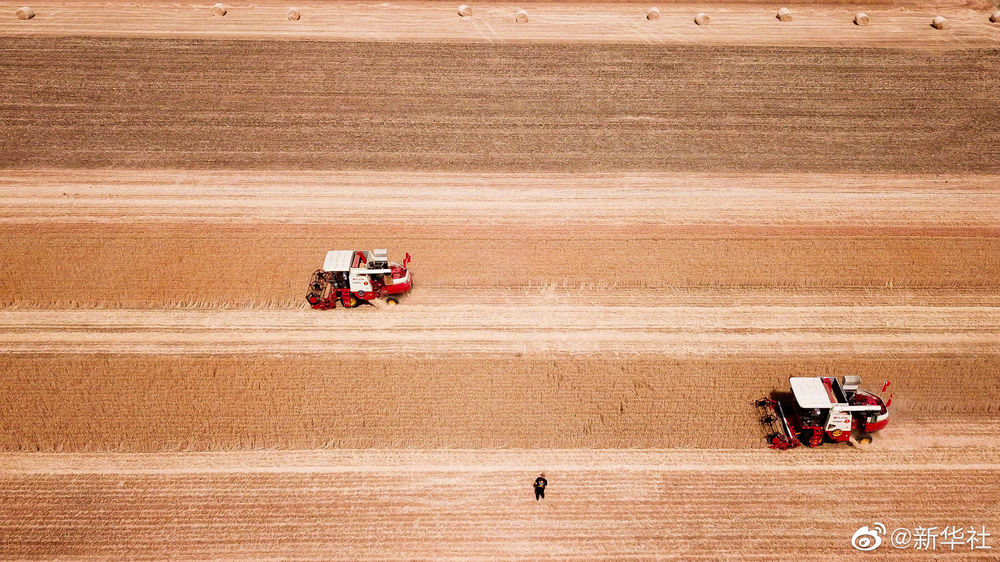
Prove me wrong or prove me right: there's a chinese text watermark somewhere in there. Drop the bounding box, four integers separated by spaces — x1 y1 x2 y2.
852 522 991 551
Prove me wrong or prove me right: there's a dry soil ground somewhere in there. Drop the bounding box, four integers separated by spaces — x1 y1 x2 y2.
1 1 999 558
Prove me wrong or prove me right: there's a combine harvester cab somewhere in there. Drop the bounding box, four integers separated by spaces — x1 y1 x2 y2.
306 249 411 309
756 376 892 450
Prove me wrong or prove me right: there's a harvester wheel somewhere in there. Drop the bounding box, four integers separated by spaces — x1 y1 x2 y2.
858 433 873 445
386 297 399 305
343 294 358 308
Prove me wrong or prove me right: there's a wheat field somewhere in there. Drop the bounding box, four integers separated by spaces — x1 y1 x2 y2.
1 353 998 451
1 0 999 558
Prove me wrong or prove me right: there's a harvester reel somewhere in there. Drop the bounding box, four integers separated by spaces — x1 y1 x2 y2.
756 397 799 450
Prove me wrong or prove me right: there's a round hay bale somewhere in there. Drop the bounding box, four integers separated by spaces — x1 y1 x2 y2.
694 12 709 25
287 7 300 21
776 7 792 22
515 9 528 23
212 3 227 16
646 7 660 20
990 10 999 23
458 4 472 17
854 12 869 26
15 6 34 20
931 15 948 29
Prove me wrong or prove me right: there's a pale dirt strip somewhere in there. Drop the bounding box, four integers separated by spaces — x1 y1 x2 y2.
4 446 1000 474
3 171 1000 227
1 1 997 48
0 449 998 559
1 306 998 355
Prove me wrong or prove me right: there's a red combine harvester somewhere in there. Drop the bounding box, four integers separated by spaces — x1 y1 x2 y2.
306 249 412 309
756 376 892 450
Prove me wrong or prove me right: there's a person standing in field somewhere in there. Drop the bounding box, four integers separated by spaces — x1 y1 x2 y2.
534 473 547 501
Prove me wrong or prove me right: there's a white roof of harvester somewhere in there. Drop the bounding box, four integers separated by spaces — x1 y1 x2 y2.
323 250 355 272
789 377 837 409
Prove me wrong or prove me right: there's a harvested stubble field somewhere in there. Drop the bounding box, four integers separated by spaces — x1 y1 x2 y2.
2 38 1000 172
7 452 996 557
1 450 999 559
2 1 1000 558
